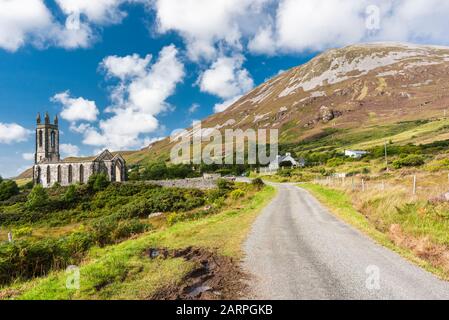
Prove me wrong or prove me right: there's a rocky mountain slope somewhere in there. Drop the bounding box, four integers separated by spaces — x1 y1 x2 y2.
17 42 449 178
129 42 449 162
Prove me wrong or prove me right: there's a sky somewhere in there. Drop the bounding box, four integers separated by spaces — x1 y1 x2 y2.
1 0 449 177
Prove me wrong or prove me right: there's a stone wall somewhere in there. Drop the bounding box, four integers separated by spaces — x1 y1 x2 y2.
142 177 220 190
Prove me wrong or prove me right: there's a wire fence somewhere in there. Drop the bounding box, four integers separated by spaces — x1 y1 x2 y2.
313 174 449 200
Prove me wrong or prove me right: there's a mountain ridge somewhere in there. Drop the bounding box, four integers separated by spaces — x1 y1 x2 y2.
16 42 449 178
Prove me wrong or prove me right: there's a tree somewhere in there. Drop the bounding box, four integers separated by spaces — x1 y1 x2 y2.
0 180 20 201
0 175 3 184
26 184 49 209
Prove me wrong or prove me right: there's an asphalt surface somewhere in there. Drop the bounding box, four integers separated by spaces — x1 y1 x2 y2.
243 183 449 300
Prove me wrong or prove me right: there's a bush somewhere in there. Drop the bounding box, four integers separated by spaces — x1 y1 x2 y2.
0 180 20 201
251 178 265 190
217 178 234 191
63 185 77 203
26 184 49 209
230 189 245 200
88 173 110 192
13 226 33 237
393 154 426 169
112 219 152 240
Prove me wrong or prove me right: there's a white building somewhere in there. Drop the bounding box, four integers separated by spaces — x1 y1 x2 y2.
268 153 299 170
344 150 368 159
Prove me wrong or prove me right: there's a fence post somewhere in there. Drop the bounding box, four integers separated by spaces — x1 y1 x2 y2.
413 175 417 195
7 232 13 243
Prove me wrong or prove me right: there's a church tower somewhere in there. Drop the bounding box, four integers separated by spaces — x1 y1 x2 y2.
35 112 60 164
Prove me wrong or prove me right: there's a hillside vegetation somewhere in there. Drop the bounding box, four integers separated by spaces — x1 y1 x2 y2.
0 174 273 299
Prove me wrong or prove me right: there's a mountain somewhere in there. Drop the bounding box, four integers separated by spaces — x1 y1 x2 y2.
17 42 449 178
132 42 449 161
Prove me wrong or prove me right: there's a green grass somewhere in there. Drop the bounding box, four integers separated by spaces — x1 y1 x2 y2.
1 186 276 300
301 183 446 279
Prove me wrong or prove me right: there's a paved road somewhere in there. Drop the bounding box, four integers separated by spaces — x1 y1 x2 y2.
243 183 449 300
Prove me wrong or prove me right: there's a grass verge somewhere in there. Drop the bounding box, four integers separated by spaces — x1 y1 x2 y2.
0 185 276 300
301 183 447 280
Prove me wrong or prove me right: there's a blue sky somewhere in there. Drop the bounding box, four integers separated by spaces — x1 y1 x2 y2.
1 0 449 177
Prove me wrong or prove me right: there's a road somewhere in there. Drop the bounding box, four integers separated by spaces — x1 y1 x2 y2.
243 183 449 300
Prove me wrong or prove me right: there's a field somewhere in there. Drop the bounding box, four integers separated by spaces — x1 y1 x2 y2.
0 177 275 300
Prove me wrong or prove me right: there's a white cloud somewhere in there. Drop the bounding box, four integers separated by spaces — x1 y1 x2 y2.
102 53 152 80
0 0 53 51
213 95 242 113
188 103 200 114
22 153 35 161
199 55 254 100
52 91 99 122
54 0 129 25
0 123 31 144
0 0 141 51
83 45 185 150
153 0 271 60
60 143 80 157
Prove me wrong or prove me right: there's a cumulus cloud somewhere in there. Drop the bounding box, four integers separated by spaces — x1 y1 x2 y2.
0 123 31 144
60 143 81 157
153 0 271 60
83 45 185 150
0 0 140 51
52 91 99 123
199 55 254 100
198 54 253 113
22 153 35 161
0 0 53 51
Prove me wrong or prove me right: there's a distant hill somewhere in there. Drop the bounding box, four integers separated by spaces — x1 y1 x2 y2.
17 42 449 179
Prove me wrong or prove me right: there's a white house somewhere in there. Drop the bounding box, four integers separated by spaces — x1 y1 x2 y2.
268 153 299 170
344 150 369 159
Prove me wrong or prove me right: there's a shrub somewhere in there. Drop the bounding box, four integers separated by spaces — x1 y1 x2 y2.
63 185 77 203
393 154 425 169
13 226 33 237
112 219 152 240
230 189 245 200
251 178 265 190
88 173 110 192
89 217 119 246
217 178 234 191
166 212 178 226
0 180 20 201
26 184 49 209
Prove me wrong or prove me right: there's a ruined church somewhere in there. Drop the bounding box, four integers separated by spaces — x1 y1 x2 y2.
33 113 127 188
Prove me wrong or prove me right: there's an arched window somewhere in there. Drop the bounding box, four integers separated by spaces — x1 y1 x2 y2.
115 162 122 182
38 130 43 147
51 131 56 148
46 166 51 185
79 165 84 184
68 165 73 183
36 166 41 184
57 165 61 183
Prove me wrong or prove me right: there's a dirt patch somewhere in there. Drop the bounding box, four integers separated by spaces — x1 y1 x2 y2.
0 288 21 300
146 247 247 300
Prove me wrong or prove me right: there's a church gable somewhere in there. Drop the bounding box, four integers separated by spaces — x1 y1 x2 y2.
94 150 114 162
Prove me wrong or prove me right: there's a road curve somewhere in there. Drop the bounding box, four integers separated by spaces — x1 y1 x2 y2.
243 183 449 300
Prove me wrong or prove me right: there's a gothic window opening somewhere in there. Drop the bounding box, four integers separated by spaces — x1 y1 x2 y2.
36 166 41 184
79 165 84 184
68 165 73 183
38 130 43 147
46 166 51 185
51 131 56 148
57 165 61 183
